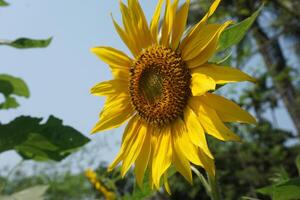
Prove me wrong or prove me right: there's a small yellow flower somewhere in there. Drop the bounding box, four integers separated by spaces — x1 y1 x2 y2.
91 0 256 191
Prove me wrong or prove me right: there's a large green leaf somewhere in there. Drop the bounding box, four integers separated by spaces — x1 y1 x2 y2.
217 5 263 52
257 178 300 200
0 0 9 6
0 116 90 161
0 74 29 110
0 37 52 49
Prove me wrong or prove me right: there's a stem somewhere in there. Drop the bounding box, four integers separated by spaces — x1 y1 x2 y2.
191 166 210 195
207 173 222 200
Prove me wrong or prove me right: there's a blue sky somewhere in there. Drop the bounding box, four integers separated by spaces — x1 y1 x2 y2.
0 0 296 172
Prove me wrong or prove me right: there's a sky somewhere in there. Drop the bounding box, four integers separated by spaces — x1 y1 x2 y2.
0 0 297 174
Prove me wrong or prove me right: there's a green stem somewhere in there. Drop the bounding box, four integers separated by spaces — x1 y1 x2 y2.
191 166 210 194
207 173 222 200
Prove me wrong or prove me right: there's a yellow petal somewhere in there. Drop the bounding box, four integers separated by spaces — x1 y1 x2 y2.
91 94 134 133
119 2 145 53
108 115 139 171
191 73 216 96
200 93 256 124
134 126 152 187
150 0 164 43
198 148 216 177
192 63 256 84
91 46 132 68
90 80 128 96
171 0 190 50
161 0 179 47
189 97 241 141
164 172 171 195
152 127 172 189
184 106 213 158
111 14 139 57
121 121 148 177
172 119 204 167
185 21 233 68
128 0 152 48
180 0 221 49
109 66 129 80
172 134 193 184
181 24 223 60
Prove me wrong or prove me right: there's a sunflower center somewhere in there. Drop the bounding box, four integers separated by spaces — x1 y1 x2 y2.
139 69 164 104
129 46 191 126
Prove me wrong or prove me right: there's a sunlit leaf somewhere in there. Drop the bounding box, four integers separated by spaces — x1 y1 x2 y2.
0 96 19 110
0 74 29 98
0 116 90 161
217 5 263 52
0 74 29 110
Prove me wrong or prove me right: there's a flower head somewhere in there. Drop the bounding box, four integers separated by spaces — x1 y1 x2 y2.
91 0 256 192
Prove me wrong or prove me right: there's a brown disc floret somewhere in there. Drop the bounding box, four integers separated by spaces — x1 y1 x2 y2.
129 46 191 126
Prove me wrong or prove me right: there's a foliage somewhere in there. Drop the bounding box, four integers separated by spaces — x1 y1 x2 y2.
0 116 90 161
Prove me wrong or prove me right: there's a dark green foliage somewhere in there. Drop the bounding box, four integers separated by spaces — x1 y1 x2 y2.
0 116 90 161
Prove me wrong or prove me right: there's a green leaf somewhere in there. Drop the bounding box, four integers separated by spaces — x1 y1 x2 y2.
0 116 90 161
0 74 29 110
217 5 263 52
257 178 300 200
0 96 19 110
0 0 9 6
0 74 30 98
0 37 52 49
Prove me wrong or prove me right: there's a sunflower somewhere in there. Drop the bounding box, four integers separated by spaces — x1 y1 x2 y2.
91 0 256 192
